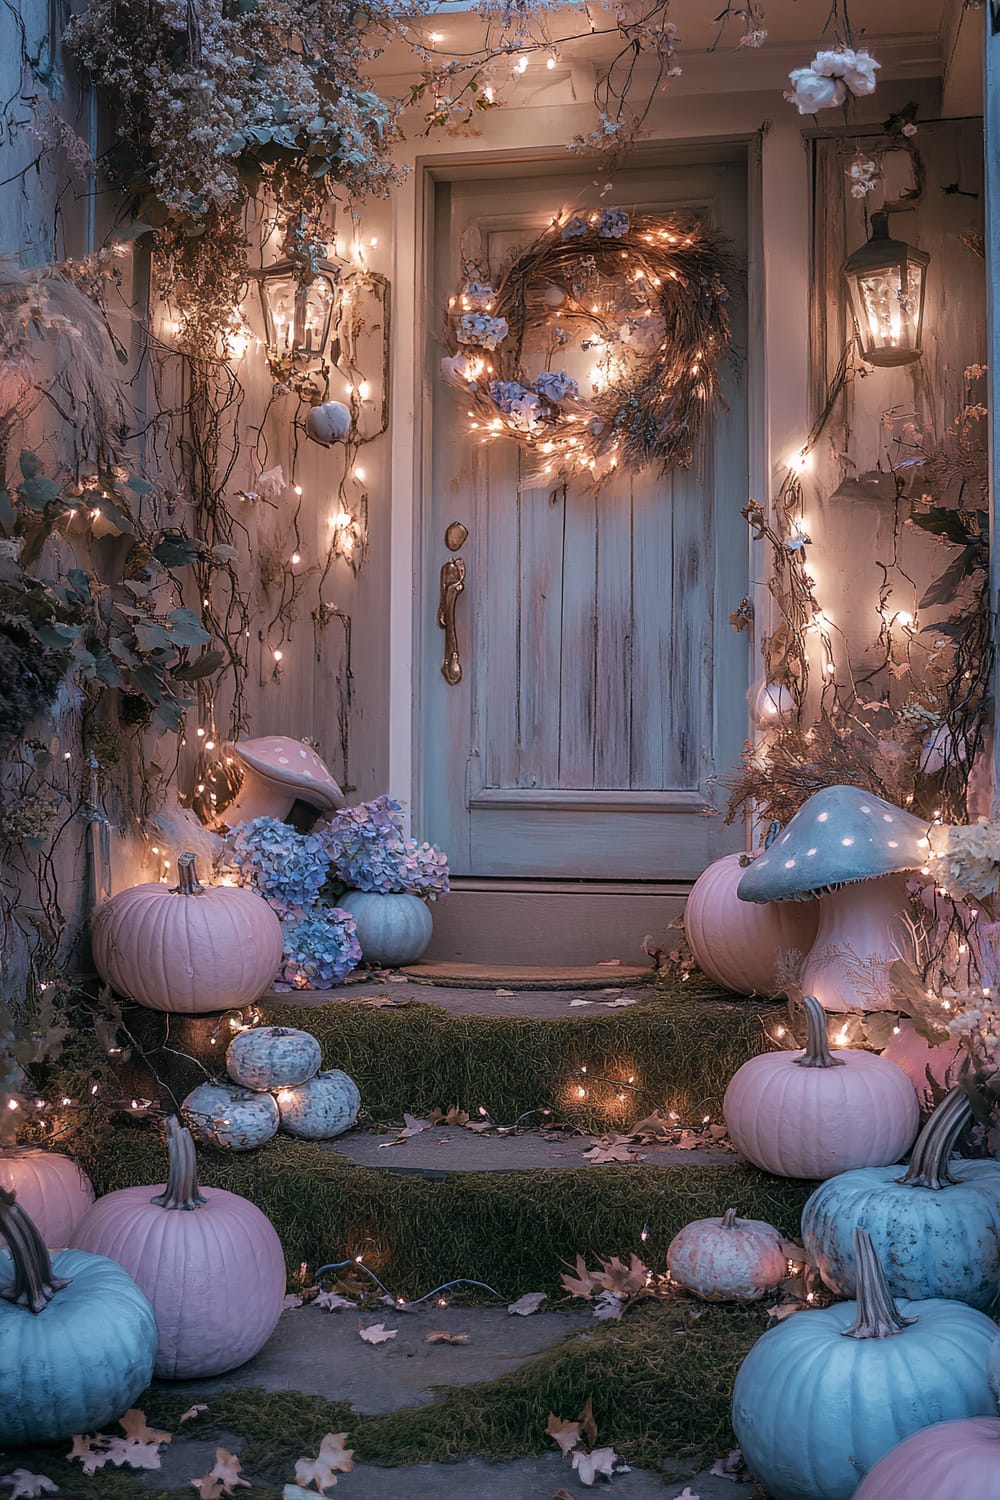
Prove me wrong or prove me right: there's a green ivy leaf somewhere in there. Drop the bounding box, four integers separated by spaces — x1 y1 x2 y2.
94 650 124 687
133 621 176 653
153 533 205 568
95 492 135 534
108 636 139 666
18 451 40 480
131 664 166 703
34 622 80 649
166 607 211 648
172 649 225 682
151 697 186 733
18 475 61 511
126 474 154 495
918 548 983 609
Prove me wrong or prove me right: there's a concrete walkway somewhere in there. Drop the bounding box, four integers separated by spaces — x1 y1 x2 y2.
328 1127 734 1175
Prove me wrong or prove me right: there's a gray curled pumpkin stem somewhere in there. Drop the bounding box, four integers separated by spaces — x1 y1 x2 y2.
842 1228 917 1340
898 1087 971 1191
152 1116 208 1211
0 1186 70 1313
795 995 846 1070
720 1206 739 1229
173 851 206 896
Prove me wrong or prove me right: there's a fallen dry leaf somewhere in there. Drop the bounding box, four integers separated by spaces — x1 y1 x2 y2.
294 1432 354 1494
314 1290 356 1313
282 1293 304 1310
494 988 515 996
203 1447 250 1495
179 1405 208 1424
425 1329 470 1344
570 1446 620 1486
378 1113 431 1146
551 1492 576 1500
595 1254 649 1297
676 1490 701 1499
189 1478 224 1500
545 1413 582 1457
67 1436 105 1464
427 1105 471 1127
603 997 637 1008
630 1109 675 1142
569 999 593 1007
358 993 412 1008
577 1396 598 1451
0 1471 58 1498
358 1322 397 1344
598 959 622 966
102 1437 163 1471
583 1135 639 1164
119 1410 172 1446
561 1255 601 1299
592 1291 625 1321
710 1447 749 1481
507 1291 547 1316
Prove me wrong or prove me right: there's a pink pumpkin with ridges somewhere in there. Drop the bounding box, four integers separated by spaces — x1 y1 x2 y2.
0 1150 94 1249
853 1416 1000 1499
92 852 283 1013
685 852 818 996
667 1207 787 1301
72 1118 285 1378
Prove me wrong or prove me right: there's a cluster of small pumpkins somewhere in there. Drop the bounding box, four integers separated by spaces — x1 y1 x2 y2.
665 997 1000 1499
0 1117 286 1448
181 1024 361 1152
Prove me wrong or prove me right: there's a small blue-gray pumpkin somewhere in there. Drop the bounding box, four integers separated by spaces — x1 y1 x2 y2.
802 1088 1000 1311
0 1187 157 1446
182 1081 279 1151
276 1069 361 1139
338 891 432 967
732 1228 998 1500
226 1024 321 1092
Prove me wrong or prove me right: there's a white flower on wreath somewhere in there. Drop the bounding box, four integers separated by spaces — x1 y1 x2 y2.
618 314 667 356
440 353 478 390
506 392 542 431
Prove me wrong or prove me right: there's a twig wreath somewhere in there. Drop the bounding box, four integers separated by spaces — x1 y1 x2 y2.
441 208 737 491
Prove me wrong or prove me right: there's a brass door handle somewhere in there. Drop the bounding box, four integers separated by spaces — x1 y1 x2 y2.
438 556 466 685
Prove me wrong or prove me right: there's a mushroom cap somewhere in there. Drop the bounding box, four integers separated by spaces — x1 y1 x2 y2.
233 737 344 815
737 784 932 903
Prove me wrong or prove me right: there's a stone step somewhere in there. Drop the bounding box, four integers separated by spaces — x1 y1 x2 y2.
328 1126 734 1177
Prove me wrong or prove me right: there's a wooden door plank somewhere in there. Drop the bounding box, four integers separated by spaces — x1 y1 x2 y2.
557 488 597 788
517 480 567 788
594 480 634 787
630 470 675 789
665 465 709 789
479 444 521 790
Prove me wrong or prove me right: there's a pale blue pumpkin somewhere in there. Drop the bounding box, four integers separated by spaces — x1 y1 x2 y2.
226 1024 321 1092
802 1088 1000 1310
338 891 432 967
277 1069 361 1139
0 1188 157 1446
182 1081 279 1151
732 1229 998 1500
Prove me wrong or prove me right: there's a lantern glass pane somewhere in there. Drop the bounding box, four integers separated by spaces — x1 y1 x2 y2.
260 271 336 361
851 259 924 362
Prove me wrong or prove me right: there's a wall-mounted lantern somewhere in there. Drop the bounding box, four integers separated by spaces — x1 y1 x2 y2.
843 210 929 367
254 256 338 365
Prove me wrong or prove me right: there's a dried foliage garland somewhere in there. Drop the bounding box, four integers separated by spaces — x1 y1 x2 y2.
441 209 736 490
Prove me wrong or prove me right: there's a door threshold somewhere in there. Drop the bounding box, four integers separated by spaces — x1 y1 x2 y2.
402 960 652 990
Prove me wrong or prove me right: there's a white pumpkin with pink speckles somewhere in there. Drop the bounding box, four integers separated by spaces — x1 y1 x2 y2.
667 1207 787 1301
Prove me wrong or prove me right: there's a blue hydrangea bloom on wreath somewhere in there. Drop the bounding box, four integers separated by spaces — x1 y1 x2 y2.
441 208 737 491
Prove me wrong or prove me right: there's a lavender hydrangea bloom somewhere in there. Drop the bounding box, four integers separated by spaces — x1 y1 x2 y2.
488 379 531 410
224 817 331 918
457 312 509 349
596 208 630 239
316 796 449 897
277 909 362 989
561 215 588 240
536 369 579 403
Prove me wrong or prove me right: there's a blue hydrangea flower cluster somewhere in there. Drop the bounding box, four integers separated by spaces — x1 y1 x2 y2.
278 909 362 990
597 207 630 238
224 817 330 918
536 369 579 404
317 796 450 899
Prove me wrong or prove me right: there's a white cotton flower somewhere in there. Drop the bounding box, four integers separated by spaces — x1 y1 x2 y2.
784 66 847 114
810 46 880 96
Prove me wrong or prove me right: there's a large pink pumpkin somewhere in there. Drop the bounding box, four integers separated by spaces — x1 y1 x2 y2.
92 852 283 1013
685 852 818 996
853 1416 1000 1499
72 1118 285 1378
724 994 919 1179
882 1019 967 1111
0 1149 94 1248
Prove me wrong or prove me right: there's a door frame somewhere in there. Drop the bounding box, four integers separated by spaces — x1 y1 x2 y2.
388 126 813 858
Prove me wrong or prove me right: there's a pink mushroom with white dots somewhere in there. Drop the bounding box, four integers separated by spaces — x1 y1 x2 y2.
222 736 344 828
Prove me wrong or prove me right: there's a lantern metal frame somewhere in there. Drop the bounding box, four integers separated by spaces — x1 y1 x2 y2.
252 256 340 367
842 210 930 368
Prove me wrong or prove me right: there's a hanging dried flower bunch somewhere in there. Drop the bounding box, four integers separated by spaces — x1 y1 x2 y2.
441 208 736 490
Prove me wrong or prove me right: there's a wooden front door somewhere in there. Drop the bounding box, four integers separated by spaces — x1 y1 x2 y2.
420 157 749 880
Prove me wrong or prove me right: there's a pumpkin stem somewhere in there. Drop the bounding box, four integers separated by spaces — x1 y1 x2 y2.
898 1086 971 1190
151 1116 207 1211
842 1228 917 1340
795 995 846 1070
720 1206 739 1229
173 852 206 896
0 1186 70 1313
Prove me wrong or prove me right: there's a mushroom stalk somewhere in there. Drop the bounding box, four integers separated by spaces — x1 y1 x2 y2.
842 1228 917 1340
0 1187 70 1313
795 995 846 1070
897 1087 972 1191
800 874 911 1012
173 852 206 897
151 1117 208 1211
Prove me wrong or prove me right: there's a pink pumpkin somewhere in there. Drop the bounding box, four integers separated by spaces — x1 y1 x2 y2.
685 852 818 996
724 994 919 1179
72 1117 285 1378
0 1150 94 1248
667 1207 787 1301
853 1416 1000 1499
92 852 283 1013
882 1019 967 1111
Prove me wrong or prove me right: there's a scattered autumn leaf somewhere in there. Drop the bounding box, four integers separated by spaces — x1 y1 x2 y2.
603 997 637 1008
597 959 622 966
630 1109 675 1142
425 1330 470 1344
577 1396 598 1451
594 1254 649 1297
676 1489 701 1499
102 1437 163 1471
198 1447 250 1496
358 1322 397 1344
569 999 593 1007
0 1471 58 1498
67 1436 104 1463
561 1255 601 1299
427 1105 471 1127
294 1432 354 1494
507 1291 546 1316
378 1113 431 1146
314 1290 356 1312
189 1477 224 1499
551 1492 576 1500
592 1291 625 1321
710 1447 749 1481
119 1410 172 1446
583 1135 639 1164
179 1405 208 1424
545 1414 582 1457
494 988 515 996
358 993 411 1008
571 1446 620 1486
282 1293 304 1310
